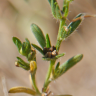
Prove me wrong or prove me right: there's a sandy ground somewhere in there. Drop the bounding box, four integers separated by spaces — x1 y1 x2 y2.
0 0 96 96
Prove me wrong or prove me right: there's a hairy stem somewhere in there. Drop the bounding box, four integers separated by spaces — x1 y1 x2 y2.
56 19 66 52
43 60 55 92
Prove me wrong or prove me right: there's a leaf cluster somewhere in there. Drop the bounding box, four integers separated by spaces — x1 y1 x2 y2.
8 0 95 96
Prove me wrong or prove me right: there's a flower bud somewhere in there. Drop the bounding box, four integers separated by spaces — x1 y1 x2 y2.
30 61 37 74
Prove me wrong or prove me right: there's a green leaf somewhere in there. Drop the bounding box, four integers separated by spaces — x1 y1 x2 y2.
25 38 31 49
51 0 57 18
12 37 22 52
62 0 73 17
60 13 84 39
51 0 62 19
8 86 36 95
17 57 29 66
56 2 62 19
15 61 30 70
58 54 83 77
55 53 65 59
67 13 84 35
46 34 51 48
20 42 30 56
42 53 65 61
32 44 44 55
16 57 30 70
31 23 46 48
52 54 83 79
27 51 36 61
19 38 31 56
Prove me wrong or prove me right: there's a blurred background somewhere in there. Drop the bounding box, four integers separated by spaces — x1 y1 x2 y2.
0 0 96 96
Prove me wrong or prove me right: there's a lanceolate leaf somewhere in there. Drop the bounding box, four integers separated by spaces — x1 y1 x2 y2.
46 34 51 48
62 0 73 17
31 23 46 48
20 42 30 56
59 13 85 39
20 38 31 56
32 44 44 55
25 38 31 49
27 51 36 61
61 13 84 39
12 37 22 52
59 54 83 76
8 86 36 95
16 57 30 70
51 0 57 18
67 13 84 34
55 53 65 59
17 57 30 67
16 63 30 70
51 0 62 19
56 2 62 19
53 54 83 79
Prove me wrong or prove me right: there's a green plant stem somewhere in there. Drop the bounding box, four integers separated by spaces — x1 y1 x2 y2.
30 73 40 94
43 60 55 92
56 19 66 52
